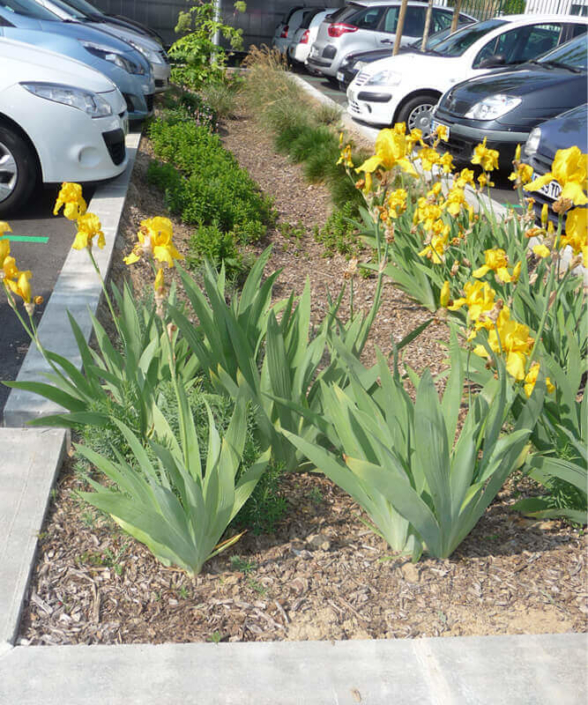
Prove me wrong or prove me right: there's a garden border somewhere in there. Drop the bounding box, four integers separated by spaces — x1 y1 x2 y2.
0 111 585 705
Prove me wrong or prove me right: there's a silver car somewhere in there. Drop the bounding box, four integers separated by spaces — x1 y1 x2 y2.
288 8 339 65
307 0 471 80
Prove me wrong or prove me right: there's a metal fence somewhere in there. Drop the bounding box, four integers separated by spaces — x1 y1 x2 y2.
91 0 588 47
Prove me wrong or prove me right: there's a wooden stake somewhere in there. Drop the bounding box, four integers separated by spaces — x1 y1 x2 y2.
450 0 464 33
393 0 410 56
421 0 435 51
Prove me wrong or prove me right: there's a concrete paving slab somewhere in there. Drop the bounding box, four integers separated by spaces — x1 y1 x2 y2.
0 428 67 646
0 633 585 705
3 132 141 427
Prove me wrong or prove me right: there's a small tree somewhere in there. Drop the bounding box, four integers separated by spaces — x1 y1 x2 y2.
169 1 246 89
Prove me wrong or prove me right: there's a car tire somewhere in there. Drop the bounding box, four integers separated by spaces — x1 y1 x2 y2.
396 93 439 137
325 75 340 88
0 122 38 216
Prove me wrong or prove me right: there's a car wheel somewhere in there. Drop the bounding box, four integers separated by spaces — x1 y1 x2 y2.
0 123 38 216
396 93 439 137
325 75 340 88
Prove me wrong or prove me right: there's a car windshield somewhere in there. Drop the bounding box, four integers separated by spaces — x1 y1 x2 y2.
62 0 101 15
47 0 88 20
0 0 59 20
537 34 588 70
408 25 464 51
430 18 507 56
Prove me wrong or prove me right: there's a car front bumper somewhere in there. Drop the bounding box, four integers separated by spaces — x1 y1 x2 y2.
347 84 395 126
7 84 129 184
430 110 530 169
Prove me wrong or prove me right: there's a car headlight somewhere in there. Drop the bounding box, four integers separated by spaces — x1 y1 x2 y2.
365 69 402 86
80 41 145 74
354 60 367 71
465 94 521 121
20 82 112 118
525 127 541 158
128 40 165 65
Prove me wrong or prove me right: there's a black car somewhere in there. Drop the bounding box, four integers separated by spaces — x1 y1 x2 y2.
524 103 588 221
431 31 588 170
335 20 475 89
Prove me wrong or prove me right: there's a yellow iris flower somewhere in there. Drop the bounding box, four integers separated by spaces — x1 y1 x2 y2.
417 146 440 171
6 269 32 304
124 217 184 268
474 318 534 381
471 138 499 172
337 144 354 168
444 187 467 216
532 244 551 259
473 248 513 283
439 280 451 307
560 208 587 255
73 213 105 251
524 146 588 206
414 201 444 231
53 182 87 220
0 221 12 238
418 231 448 264
439 152 454 173
449 280 496 321
356 128 418 182
0 238 10 271
508 162 534 187
455 169 475 189
387 188 408 219
524 362 555 398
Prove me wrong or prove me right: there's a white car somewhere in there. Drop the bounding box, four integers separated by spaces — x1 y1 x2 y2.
346 14 588 134
288 8 339 66
0 38 128 214
272 6 312 55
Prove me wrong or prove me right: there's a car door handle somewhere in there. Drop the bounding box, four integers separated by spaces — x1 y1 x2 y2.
380 38 393 44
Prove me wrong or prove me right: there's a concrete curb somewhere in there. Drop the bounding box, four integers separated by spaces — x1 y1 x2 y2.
0 427 67 646
2 131 142 427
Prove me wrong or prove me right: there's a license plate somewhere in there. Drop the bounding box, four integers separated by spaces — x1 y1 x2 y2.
431 119 449 140
336 71 344 81
535 174 561 201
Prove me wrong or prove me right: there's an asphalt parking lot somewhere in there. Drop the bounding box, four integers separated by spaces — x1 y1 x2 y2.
297 71 520 209
0 184 94 421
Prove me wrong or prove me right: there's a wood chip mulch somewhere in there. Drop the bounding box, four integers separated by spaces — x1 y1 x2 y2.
17 96 587 646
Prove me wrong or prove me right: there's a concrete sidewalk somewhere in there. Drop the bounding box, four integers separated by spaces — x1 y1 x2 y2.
0 633 586 704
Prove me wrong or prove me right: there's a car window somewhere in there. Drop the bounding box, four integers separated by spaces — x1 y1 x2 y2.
402 7 427 36
348 6 386 30
331 3 366 24
538 32 588 69
0 0 59 20
432 18 507 56
566 22 588 38
432 9 452 33
488 23 563 65
300 8 324 29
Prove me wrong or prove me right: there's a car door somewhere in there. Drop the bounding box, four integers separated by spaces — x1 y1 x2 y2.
345 4 387 51
374 5 428 47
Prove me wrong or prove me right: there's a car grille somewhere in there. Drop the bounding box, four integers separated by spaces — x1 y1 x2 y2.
158 50 169 64
155 79 166 88
354 71 369 87
348 99 361 115
102 128 126 166
146 94 154 112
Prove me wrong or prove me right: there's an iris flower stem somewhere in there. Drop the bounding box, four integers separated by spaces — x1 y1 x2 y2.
87 248 122 339
3 282 71 388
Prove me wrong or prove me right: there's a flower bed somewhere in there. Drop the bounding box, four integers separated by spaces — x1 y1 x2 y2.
4 82 586 644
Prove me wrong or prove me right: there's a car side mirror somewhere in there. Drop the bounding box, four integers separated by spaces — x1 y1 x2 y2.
478 54 506 69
